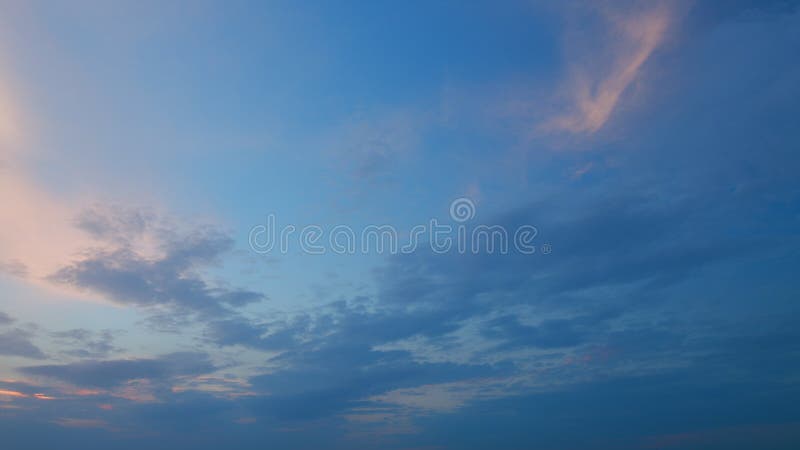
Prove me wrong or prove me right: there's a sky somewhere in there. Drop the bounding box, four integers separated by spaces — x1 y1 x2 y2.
1 0 800 449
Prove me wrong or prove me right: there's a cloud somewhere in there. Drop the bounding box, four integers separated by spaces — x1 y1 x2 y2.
539 2 674 134
0 62 96 290
185 185 775 426
480 313 610 350
22 184 790 439
50 329 122 359
74 204 155 244
248 184 780 423
0 328 45 359
203 316 305 351
0 64 24 152
21 352 215 389
248 343 497 422
53 418 112 429
0 311 13 326
48 215 264 317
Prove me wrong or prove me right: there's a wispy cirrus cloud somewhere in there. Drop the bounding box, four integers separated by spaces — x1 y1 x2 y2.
539 2 675 135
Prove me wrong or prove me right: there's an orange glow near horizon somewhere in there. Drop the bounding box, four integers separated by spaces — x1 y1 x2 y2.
0 389 27 398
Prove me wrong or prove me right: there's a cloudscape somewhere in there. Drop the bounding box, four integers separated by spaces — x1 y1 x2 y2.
1 1 800 449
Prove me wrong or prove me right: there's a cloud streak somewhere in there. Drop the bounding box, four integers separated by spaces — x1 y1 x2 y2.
21 352 215 390
540 2 673 134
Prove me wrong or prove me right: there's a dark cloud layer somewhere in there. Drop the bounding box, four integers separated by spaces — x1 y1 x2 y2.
21 352 214 389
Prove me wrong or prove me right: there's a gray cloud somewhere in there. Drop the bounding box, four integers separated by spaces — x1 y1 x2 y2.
50 329 123 359
74 204 154 243
0 328 45 359
21 352 215 389
0 311 14 326
0 259 28 278
49 219 264 318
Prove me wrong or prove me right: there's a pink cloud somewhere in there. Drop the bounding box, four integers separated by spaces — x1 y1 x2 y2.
0 389 27 399
539 3 674 135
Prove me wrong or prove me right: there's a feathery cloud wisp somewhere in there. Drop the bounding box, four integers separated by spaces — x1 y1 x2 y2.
540 3 673 135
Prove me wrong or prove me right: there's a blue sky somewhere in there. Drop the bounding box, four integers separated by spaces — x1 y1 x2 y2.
1 1 800 449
